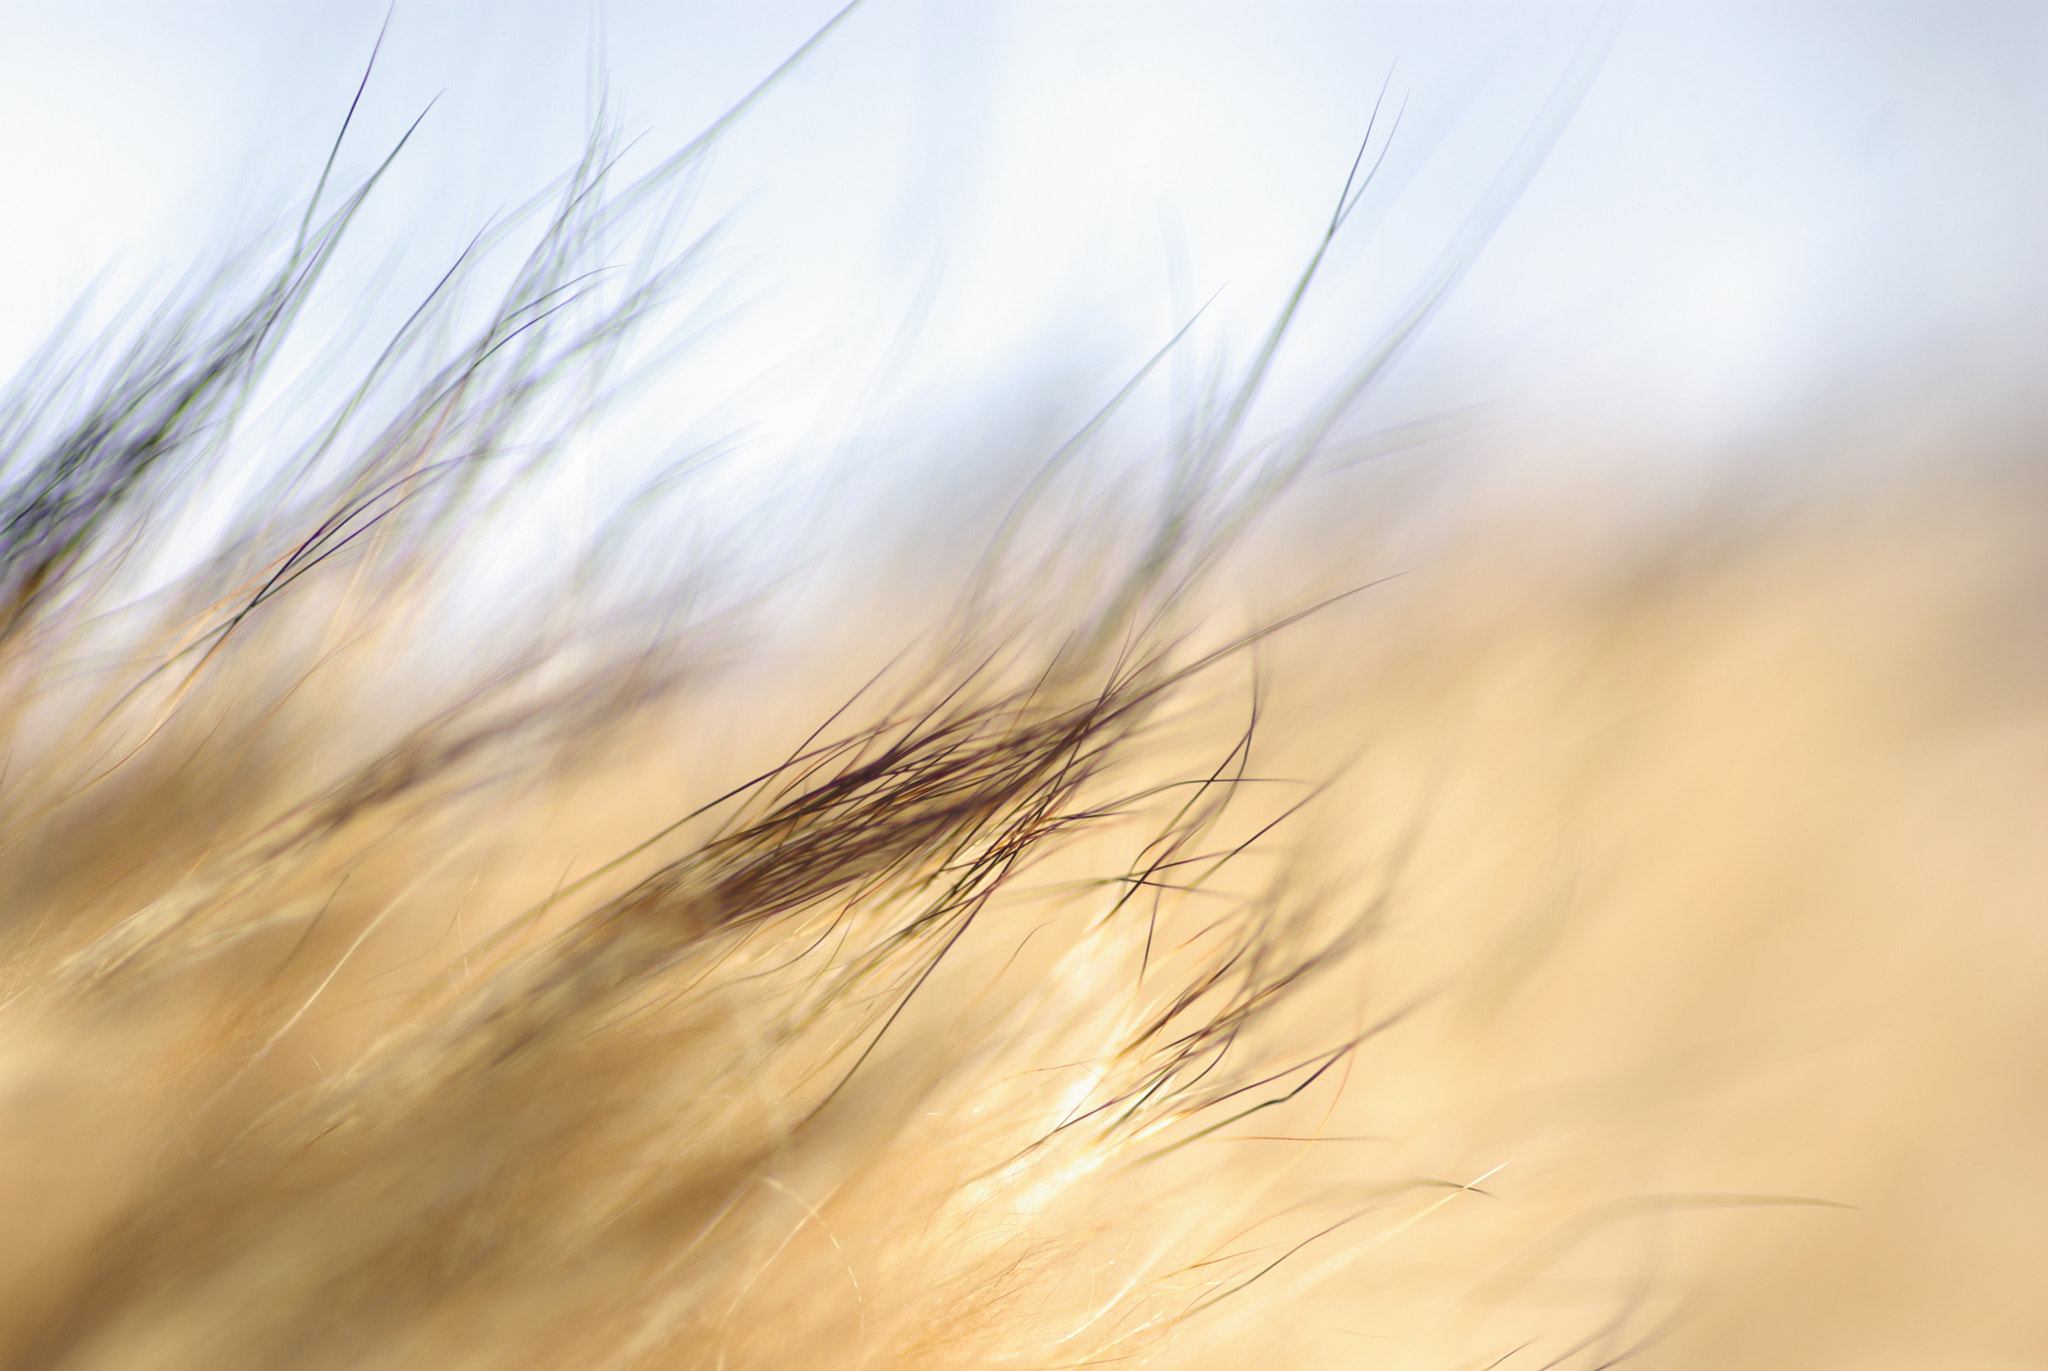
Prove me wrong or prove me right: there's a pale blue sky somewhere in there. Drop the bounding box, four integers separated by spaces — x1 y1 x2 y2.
3 3 2043 503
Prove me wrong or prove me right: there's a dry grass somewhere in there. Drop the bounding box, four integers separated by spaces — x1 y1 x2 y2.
0 20 2042 1371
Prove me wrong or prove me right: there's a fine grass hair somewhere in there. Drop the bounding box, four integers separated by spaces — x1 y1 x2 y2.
0 18 1434 1368
2 11 2044 1371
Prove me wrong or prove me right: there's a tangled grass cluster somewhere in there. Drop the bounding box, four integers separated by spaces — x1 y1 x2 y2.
0 11 2042 1371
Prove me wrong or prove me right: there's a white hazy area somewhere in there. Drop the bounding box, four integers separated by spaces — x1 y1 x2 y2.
1 1 2044 566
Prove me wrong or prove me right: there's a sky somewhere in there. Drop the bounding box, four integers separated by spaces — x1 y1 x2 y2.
2 2 2044 523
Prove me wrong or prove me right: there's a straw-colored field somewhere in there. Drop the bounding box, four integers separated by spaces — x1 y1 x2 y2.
1 9 2042 1369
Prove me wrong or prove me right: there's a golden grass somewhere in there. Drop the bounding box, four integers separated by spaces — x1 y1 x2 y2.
0 22 2042 1369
